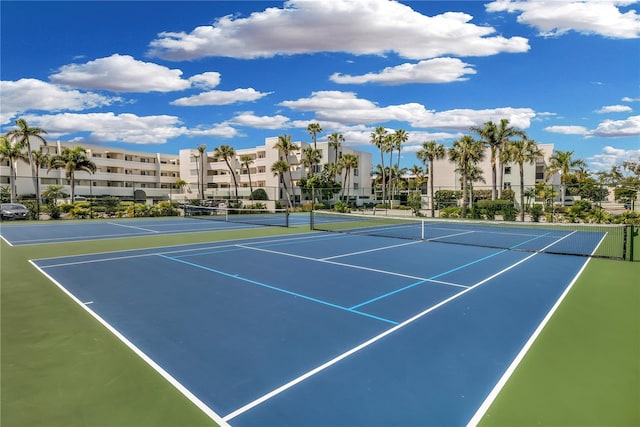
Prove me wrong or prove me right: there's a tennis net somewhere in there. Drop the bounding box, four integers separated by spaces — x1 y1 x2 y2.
311 210 633 260
184 205 289 227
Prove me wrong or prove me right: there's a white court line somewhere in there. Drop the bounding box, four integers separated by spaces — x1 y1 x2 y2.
29 260 230 427
107 222 160 233
224 228 582 422
321 240 421 260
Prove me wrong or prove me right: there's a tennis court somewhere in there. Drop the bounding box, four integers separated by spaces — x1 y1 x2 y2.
0 209 309 246
30 221 596 426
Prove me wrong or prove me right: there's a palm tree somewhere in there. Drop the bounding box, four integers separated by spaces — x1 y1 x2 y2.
448 135 485 217
495 119 525 198
239 154 255 200
546 149 587 207
307 122 322 150
391 129 409 198
271 159 292 208
371 126 390 205
508 137 542 221
192 144 207 200
301 146 321 176
173 178 189 201
30 148 50 217
339 154 359 201
417 140 446 217
327 132 344 167
0 135 29 202
409 164 425 191
48 146 96 202
274 134 299 205
213 144 239 204
6 118 48 208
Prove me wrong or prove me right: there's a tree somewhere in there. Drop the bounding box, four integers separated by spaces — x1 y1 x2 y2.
173 178 189 201
271 160 292 208
495 119 525 198
47 146 96 202
409 164 425 191
239 155 255 200
307 122 322 150
274 134 300 206
508 136 542 221
371 126 390 205
6 118 48 208
546 150 587 207
193 144 207 200
339 154 359 202
213 144 239 203
301 146 321 177
327 132 344 170
30 148 50 217
0 135 29 202
391 129 409 198
417 140 446 217
448 135 485 217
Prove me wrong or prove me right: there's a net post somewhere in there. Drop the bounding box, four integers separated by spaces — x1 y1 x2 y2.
421 220 425 240
285 208 290 227
310 210 315 230
628 224 635 262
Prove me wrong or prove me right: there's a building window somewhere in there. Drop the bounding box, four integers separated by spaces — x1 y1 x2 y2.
504 182 511 190
504 166 511 175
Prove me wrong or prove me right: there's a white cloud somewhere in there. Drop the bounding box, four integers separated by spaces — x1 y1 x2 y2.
330 58 476 85
0 78 117 124
279 90 536 130
544 125 589 134
24 112 240 143
170 88 271 106
590 115 640 137
596 104 633 113
588 145 640 170
50 54 193 92
228 111 291 129
188 72 222 89
148 0 529 60
486 0 640 39
622 96 640 102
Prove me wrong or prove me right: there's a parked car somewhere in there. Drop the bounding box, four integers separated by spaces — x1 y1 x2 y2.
0 203 29 220
624 201 632 210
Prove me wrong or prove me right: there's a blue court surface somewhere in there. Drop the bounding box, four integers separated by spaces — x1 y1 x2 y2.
0 214 310 246
30 230 593 426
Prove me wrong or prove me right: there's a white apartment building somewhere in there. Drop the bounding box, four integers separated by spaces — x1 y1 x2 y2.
1 137 373 206
179 137 373 206
424 143 559 209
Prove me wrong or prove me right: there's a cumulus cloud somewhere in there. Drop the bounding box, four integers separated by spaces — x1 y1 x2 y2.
486 0 640 38
590 115 640 137
228 111 291 129
544 125 589 134
148 0 529 60
330 58 476 85
588 145 640 170
279 90 536 130
170 88 271 106
0 78 117 124
50 54 194 92
596 104 633 113
22 112 237 144
622 96 640 102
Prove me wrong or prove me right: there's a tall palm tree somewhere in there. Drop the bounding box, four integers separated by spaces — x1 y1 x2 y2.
417 140 446 217
173 178 189 201
339 154 359 201
327 132 344 167
213 144 239 204
409 164 425 191
448 135 485 217
508 137 542 221
6 118 48 208
391 129 409 198
546 149 587 207
301 146 321 176
193 144 207 200
470 120 498 200
48 146 96 202
495 119 525 198
371 126 390 205
0 135 29 202
307 122 322 150
271 159 292 208
274 134 299 205
30 148 50 218
239 154 255 200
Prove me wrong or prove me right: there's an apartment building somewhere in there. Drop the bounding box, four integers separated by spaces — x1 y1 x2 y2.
179 137 373 206
2 137 373 206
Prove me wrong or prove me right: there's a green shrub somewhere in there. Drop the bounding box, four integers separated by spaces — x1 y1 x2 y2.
333 201 350 213
440 206 461 218
250 188 269 200
529 204 543 222
434 190 461 209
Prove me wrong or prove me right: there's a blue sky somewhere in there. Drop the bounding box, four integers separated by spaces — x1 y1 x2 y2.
1 0 639 171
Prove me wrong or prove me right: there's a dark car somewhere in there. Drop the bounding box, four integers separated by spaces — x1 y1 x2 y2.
0 203 29 220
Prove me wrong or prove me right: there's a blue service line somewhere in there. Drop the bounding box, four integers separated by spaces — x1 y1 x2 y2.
156 254 398 325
